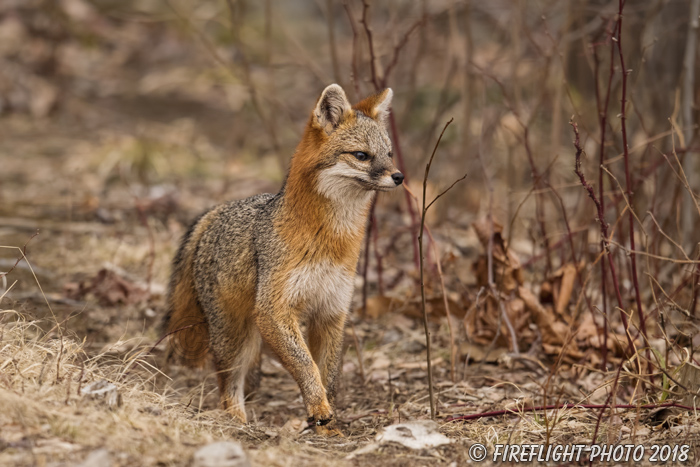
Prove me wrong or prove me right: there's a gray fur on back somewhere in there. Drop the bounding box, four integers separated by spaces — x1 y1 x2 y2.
192 193 279 318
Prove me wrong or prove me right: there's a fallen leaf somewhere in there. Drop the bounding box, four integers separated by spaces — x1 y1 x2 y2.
65 268 149 306
555 263 577 316
472 217 523 294
459 342 508 363
376 420 452 450
519 286 565 345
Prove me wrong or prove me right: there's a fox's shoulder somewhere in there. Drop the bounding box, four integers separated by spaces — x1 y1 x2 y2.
227 192 278 211
210 192 278 224
189 192 277 239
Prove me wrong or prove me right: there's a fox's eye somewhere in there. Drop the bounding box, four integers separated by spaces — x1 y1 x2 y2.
352 151 370 162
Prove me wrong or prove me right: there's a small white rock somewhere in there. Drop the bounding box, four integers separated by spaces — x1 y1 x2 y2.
82 380 121 408
76 449 112 467
193 441 251 467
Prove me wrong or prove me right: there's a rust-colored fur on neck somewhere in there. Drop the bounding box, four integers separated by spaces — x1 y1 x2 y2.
279 112 368 266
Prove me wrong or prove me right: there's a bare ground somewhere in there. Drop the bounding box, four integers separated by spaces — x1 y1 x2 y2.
2 106 700 467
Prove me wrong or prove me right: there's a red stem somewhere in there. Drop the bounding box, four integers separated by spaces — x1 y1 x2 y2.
360 0 380 90
361 197 377 317
389 112 421 269
571 122 636 357
616 0 648 342
616 1 654 384
371 210 384 295
354 1 422 270
446 401 696 423
593 21 617 370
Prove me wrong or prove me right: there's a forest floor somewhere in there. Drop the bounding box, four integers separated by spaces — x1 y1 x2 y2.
2 102 700 467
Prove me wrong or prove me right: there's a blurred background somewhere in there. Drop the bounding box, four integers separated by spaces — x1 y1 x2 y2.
1 0 697 232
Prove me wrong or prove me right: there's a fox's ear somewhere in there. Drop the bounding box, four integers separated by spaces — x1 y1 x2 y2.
314 84 352 134
373 88 393 126
354 88 393 127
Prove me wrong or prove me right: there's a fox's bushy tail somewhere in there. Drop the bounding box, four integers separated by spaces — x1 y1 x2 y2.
162 214 210 368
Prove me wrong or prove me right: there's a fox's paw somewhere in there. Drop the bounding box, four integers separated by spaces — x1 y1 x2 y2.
307 414 333 427
307 399 334 426
307 414 343 436
314 425 344 437
222 398 248 424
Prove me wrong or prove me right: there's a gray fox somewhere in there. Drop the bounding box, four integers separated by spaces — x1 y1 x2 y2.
162 84 403 434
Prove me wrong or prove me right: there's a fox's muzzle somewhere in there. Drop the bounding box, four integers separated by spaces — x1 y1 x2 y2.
391 172 404 186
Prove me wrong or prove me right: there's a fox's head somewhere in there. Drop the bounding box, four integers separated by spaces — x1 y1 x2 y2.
294 84 403 200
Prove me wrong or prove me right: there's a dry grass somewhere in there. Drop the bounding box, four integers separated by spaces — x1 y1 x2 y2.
2 300 699 466
0 308 360 466
0 311 221 466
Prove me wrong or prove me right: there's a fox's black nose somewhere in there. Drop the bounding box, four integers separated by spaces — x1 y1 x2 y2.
391 172 404 185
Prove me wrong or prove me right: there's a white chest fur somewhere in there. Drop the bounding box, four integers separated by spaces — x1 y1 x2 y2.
285 260 355 316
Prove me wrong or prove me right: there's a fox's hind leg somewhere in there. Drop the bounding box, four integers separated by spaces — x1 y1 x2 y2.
208 308 260 424
244 346 263 398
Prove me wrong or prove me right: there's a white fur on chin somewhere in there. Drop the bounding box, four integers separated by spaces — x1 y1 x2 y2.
316 163 374 234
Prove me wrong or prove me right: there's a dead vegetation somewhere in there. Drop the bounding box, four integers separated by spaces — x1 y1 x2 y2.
2 0 700 465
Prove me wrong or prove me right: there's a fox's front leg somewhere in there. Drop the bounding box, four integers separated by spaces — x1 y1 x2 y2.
308 313 346 411
308 313 346 436
255 307 333 425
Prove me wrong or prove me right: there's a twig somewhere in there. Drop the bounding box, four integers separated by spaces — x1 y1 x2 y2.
388 113 420 269
426 228 455 382
220 0 281 165
616 0 649 347
371 210 384 295
360 197 376 317
359 0 380 89
446 401 697 423
0 230 39 279
342 0 362 98
647 211 692 262
349 0 425 270
383 17 424 84
682 0 700 242
541 177 595 318
571 120 637 359
609 241 700 264
404 183 458 382
418 118 466 419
